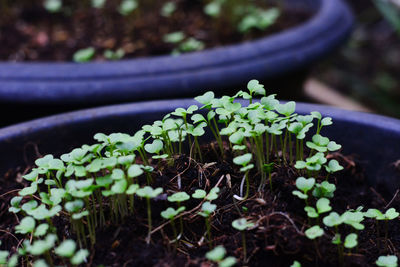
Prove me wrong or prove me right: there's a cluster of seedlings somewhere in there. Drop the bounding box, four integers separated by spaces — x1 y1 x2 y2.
0 0 282 62
69 0 280 61
1 80 399 266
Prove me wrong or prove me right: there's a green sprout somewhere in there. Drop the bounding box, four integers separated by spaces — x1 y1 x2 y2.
344 233 358 250
43 0 62 13
304 198 332 219
15 216 36 235
161 206 186 247
119 0 138 16
73 47 95 63
206 187 220 201
204 1 222 17
168 192 190 237
145 139 168 160
341 210 365 230
161 2 176 17
91 0 106 8
312 181 336 198
163 32 186 44
291 261 302 267
136 186 163 244
292 177 315 204
305 225 324 240
192 189 207 199
238 8 280 33
104 49 125 61
233 153 254 199
295 152 327 175
365 208 399 241
54 240 76 258
232 218 255 262
376 255 398 267
178 38 205 53
206 246 237 267
199 201 217 248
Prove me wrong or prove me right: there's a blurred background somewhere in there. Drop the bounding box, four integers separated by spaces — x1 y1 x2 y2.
307 0 400 117
0 0 400 123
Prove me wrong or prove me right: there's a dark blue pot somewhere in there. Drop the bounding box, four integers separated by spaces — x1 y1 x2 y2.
0 99 399 193
0 0 353 125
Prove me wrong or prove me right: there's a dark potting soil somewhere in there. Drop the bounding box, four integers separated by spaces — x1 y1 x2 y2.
0 0 311 62
0 142 399 266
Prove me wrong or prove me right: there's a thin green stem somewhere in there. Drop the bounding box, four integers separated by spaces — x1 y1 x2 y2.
242 231 247 263
146 197 152 245
205 217 212 249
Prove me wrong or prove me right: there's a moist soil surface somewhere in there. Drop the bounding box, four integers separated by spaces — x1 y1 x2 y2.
0 0 311 62
0 142 399 266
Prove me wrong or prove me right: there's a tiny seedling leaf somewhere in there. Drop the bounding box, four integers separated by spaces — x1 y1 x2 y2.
206 245 226 262
376 255 398 267
305 225 324 240
168 192 190 203
232 218 255 231
55 240 76 258
192 189 207 199
344 233 358 249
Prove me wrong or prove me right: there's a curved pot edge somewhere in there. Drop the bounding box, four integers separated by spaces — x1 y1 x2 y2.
0 0 352 80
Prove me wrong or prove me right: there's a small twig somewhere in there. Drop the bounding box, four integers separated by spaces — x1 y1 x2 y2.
267 212 303 235
0 229 20 243
384 189 399 209
370 187 388 205
0 189 21 198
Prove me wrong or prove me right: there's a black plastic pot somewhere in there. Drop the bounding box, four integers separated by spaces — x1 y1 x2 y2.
0 99 399 194
0 0 353 126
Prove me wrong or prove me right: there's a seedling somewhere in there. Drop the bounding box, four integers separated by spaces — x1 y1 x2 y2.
73 47 95 63
168 192 190 236
305 225 324 240
199 201 217 248
238 8 280 33
233 153 254 199
344 233 358 250
44 0 62 13
206 187 220 201
295 152 327 174
55 240 76 258
136 186 163 244
119 0 138 16
161 2 176 17
163 32 185 44
104 49 125 61
161 206 186 246
376 255 398 267
365 208 399 241
312 181 336 198
341 210 365 230
232 218 255 262
192 189 207 199
91 0 106 8
206 245 237 267
292 177 315 204
304 198 332 219
324 159 343 180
